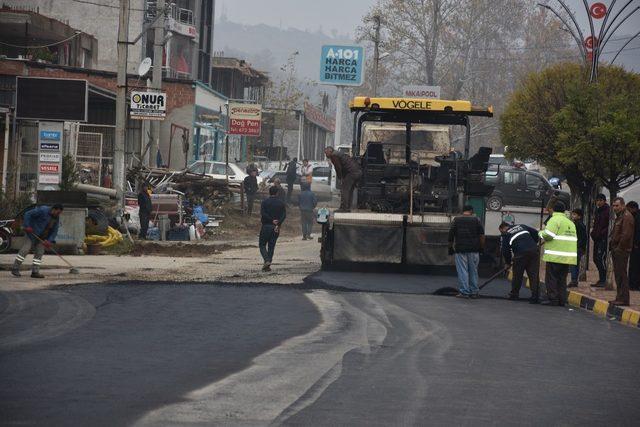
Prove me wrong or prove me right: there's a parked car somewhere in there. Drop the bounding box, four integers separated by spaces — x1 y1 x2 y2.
260 166 332 201
188 160 263 186
484 167 570 211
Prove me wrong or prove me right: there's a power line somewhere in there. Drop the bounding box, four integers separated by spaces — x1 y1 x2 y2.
0 31 83 49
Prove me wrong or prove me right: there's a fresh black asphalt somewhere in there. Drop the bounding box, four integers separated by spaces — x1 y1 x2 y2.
1 276 639 426
0 282 320 426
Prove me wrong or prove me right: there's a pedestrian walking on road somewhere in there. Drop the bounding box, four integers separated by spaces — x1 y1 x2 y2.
609 197 635 306
298 182 317 240
272 178 287 204
138 182 153 239
11 204 63 278
284 157 298 204
539 201 577 306
325 146 362 212
569 208 587 288
259 186 287 272
243 169 259 216
449 205 485 298
626 201 640 290
590 194 610 287
300 159 313 188
499 222 540 303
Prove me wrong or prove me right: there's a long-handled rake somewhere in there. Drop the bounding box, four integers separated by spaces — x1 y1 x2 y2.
29 233 80 274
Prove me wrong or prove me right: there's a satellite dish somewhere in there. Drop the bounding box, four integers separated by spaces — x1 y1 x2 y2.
138 57 152 77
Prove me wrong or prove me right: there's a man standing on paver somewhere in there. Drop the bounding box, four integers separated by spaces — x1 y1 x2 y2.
590 194 610 287
243 169 258 216
499 222 540 303
609 197 635 306
325 146 362 212
11 204 63 278
539 201 577 306
449 205 485 298
284 157 298 204
298 182 317 240
259 186 287 272
138 182 153 239
626 201 640 291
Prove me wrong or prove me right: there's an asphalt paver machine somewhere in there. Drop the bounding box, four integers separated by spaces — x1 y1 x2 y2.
320 96 494 268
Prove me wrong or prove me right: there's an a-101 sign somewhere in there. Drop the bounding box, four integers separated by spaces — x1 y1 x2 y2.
319 45 364 86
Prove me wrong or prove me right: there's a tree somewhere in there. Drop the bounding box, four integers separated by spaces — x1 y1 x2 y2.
501 63 640 204
357 1 576 153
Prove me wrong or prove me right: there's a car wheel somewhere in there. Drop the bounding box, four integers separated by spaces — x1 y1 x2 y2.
487 196 503 211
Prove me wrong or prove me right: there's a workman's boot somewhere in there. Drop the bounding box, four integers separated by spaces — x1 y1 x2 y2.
31 265 44 279
11 260 22 277
11 254 26 277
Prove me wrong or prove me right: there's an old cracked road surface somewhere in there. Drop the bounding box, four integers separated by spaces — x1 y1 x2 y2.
2 243 640 426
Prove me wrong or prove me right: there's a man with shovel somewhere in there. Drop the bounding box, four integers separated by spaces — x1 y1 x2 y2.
11 204 63 278
499 221 541 303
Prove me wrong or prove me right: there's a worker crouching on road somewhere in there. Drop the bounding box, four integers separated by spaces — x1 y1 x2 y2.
539 201 577 306
325 146 362 212
448 205 485 298
259 186 287 272
11 204 64 278
499 222 540 303
609 197 635 306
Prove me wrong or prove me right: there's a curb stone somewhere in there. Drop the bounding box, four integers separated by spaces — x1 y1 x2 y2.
507 270 640 328
567 290 640 328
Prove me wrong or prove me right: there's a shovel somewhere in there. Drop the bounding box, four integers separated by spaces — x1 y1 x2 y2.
29 232 80 274
479 266 510 290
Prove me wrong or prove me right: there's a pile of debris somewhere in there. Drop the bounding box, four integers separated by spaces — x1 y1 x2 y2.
127 166 230 206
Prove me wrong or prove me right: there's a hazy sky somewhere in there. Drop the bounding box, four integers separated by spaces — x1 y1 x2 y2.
216 0 376 36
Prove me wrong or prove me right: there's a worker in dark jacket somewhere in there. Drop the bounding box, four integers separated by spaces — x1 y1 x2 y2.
609 197 635 306
138 182 153 239
272 178 287 204
284 157 298 204
298 182 317 240
627 201 640 290
569 208 588 287
448 205 485 298
11 204 64 278
243 170 259 216
325 146 362 212
259 186 287 272
590 194 610 287
499 222 540 303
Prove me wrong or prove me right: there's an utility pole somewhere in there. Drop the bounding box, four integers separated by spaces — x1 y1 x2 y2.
150 0 166 167
114 0 130 208
372 14 381 97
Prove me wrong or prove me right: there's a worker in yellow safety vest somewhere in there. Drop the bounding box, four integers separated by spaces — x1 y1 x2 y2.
539 201 578 306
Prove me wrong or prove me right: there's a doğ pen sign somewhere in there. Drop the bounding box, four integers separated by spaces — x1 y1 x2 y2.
228 102 262 136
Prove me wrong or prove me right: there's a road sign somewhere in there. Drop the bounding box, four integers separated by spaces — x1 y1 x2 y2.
402 85 441 99
590 2 607 19
228 102 262 136
319 45 365 86
130 91 167 120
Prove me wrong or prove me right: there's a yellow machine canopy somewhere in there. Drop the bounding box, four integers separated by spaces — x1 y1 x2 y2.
350 96 493 117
